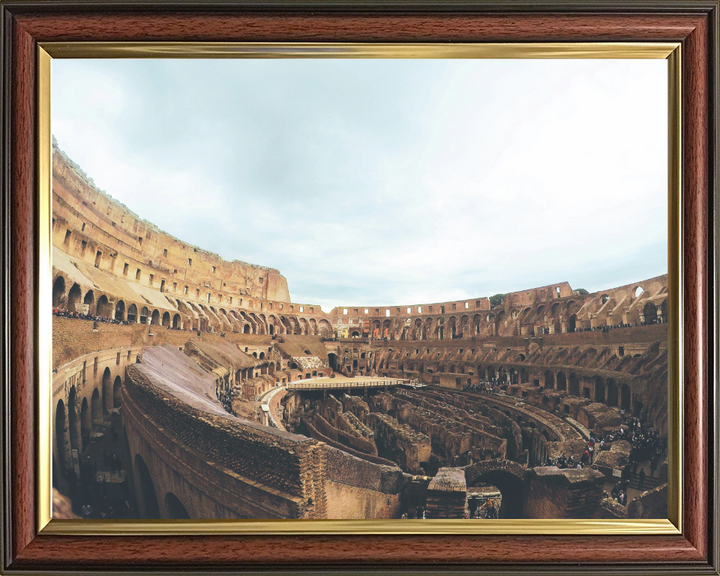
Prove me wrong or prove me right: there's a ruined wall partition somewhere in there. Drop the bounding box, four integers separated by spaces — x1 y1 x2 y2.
122 366 327 519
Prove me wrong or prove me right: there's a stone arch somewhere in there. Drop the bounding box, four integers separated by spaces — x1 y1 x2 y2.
102 367 113 414
52 275 66 307
606 378 619 407
83 289 95 313
135 454 161 519
568 314 577 333
556 372 567 392
250 313 266 334
97 295 112 318
243 324 251 334
318 319 332 338
621 383 631 411
113 376 122 408
54 399 71 474
165 492 191 519
464 460 526 519
114 299 126 321
642 301 657 324
151 309 160 325
91 387 103 428
569 373 580 396
594 376 606 403
67 283 82 312
140 306 149 324
172 313 181 328
80 397 91 449
127 303 138 323
67 386 81 453
299 317 309 335
162 311 171 327
544 370 554 389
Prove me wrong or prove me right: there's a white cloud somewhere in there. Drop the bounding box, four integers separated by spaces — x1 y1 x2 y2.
52 58 668 312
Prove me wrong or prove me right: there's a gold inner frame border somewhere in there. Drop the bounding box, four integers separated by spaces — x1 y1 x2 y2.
37 41 682 536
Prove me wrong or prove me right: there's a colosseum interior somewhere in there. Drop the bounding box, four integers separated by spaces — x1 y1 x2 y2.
51 139 669 521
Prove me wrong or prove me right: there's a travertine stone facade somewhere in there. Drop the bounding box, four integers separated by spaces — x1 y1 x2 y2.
51 143 669 520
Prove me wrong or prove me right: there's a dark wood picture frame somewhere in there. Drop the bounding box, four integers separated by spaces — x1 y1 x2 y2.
1 1 718 573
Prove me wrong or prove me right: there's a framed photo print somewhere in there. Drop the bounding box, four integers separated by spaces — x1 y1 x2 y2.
0 1 717 574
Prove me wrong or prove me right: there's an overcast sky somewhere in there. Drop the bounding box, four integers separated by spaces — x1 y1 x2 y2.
52 58 668 312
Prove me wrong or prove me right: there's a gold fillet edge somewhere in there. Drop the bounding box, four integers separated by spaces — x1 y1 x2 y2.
38 41 680 59
37 42 682 535
666 44 682 532
41 518 680 536
37 46 52 533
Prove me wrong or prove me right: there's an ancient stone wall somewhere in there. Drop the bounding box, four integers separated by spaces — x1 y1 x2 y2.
123 364 327 518
525 467 605 519
329 276 667 340
52 145 670 520
366 413 431 475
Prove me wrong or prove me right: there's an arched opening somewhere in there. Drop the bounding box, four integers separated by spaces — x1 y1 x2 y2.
568 314 576 333
328 353 339 371
544 370 554 389
135 454 161 519
318 320 332 338
83 289 95 313
642 301 657 324
127 303 138 323
606 379 619 407
80 397 91 450
151 310 160 325
172 313 181 329
259 352 265 360
620 383 631 411
113 376 122 408
114 300 126 321
634 286 644 298
243 324 251 334
52 276 66 307
569 373 579 396
140 306 149 324
165 492 191 519
55 400 71 475
67 283 82 312
67 387 81 453
594 377 605 403
91 388 103 428
162 311 171 327
102 368 112 414
471 471 525 519
96 295 112 318
556 372 566 392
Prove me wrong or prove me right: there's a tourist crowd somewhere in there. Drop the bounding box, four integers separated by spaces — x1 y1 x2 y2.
53 308 130 325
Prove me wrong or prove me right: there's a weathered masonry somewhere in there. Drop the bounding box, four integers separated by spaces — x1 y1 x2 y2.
52 139 669 521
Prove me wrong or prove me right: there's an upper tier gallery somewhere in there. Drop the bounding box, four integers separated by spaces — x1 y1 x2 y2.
51 139 669 521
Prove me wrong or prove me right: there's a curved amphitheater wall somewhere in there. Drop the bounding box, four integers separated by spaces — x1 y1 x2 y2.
51 143 669 520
